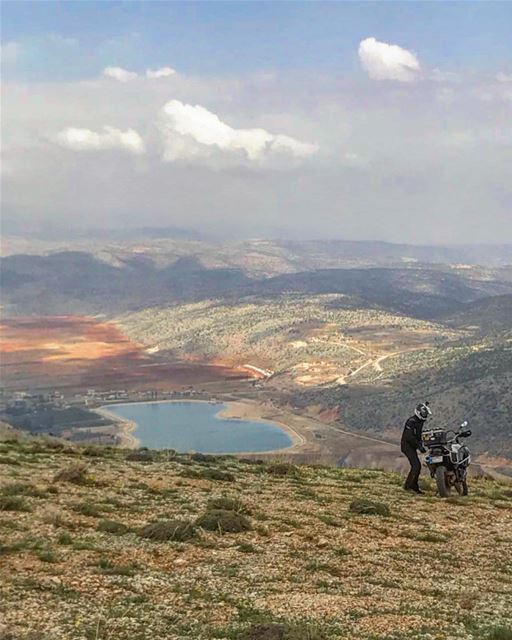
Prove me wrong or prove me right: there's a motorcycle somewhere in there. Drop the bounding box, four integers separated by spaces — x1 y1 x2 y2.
422 421 472 497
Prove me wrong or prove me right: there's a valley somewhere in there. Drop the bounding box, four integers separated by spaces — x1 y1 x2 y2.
1 237 511 471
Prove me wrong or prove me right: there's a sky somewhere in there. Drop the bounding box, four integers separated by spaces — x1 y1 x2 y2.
1 1 511 244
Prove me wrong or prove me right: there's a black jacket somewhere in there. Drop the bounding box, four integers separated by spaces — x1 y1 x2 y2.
401 415 424 450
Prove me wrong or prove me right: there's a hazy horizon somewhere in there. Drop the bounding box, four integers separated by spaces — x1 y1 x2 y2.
2 1 511 245
3 222 512 252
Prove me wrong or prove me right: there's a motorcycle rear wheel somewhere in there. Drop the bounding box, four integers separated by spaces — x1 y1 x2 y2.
435 466 451 497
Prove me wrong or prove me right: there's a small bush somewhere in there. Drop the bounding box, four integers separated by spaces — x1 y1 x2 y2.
411 531 448 543
126 449 157 462
138 519 195 542
266 463 298 477
96 520 130 536
239 623 288 640
318 514 341 527
0 496 31 512
53 464 88 485
82 446 105 457
71 501 104 517
207 468 235 482
190 452 216 463
238 622 326 640
0 456 20 466
207 496 251 514
1 482 47 499
486 627 512 640
97 558 138 576
57 532 74 545
37 549 59 563
42 509 74 529
182 468 235 482
195 509 251 534
349 498 390 517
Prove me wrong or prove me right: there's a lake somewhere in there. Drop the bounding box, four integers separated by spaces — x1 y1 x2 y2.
101 401 292 453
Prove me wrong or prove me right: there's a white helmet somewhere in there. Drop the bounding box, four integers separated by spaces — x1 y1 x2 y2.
415 402 432 421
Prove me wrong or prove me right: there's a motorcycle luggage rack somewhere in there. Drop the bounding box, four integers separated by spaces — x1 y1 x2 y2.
422 429 448 445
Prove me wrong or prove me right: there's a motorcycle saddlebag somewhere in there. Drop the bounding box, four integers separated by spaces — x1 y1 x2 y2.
422 429 447 446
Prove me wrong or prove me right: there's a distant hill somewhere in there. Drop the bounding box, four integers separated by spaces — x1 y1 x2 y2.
3 235 512 269
444 294 512 333
0 251 252 315
2 249 512 318
251 267 512 319
278 239 512 269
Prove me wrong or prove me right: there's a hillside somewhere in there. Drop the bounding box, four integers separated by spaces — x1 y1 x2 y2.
2 248 512 318
445 294 512 334
294 338 512 459
119 294 460 384
3 235 512 273
119 295 512 458
1 438 512 640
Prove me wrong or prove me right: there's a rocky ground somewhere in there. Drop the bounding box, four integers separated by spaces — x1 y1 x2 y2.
1 435 511 640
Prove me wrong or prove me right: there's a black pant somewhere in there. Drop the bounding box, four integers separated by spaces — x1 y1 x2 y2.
401 440 421 490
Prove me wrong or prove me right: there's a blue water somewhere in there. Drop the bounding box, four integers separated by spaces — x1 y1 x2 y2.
102 401 292 453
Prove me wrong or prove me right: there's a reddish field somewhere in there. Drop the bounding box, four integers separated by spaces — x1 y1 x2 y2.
0 316 249 392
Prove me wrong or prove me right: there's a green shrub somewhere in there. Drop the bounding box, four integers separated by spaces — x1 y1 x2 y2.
97 558 138 576
96 520 130 536
208 468 235 481
126 449 157 462
0 496 31 512
207 496 251 514
486 626 512 640
190 452 217 463
138 519 195 542
71 501 104 517
266 463 298 477
57 532 74 545
182 468 235 482
317 514 341 527
348 498 390 517
195 509 251 534
82 446 105 457
37 549 59 563
1 482 47 499
53 464 88 485
238 622 327 640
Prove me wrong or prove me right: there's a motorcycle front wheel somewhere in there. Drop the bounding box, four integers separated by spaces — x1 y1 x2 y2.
455 479 469 496
435 466 451 497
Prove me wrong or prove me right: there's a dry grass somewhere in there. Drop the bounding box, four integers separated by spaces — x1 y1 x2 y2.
0 439 511 640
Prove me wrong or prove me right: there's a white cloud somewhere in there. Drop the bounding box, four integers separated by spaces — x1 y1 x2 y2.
358 37 420 82
3 69 511 243
496 72 512 83
146 66 176 79
103 66 138 82
430 68 461 83
1 41 22 65
159 99 318 164
55 126 145 154
45 33 79 48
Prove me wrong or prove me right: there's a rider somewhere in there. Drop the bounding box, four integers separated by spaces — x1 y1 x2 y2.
401 402 431 493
